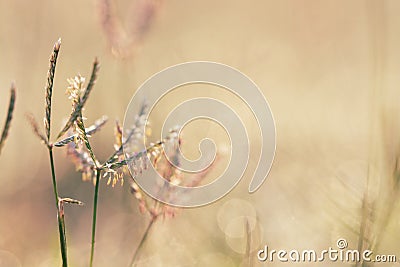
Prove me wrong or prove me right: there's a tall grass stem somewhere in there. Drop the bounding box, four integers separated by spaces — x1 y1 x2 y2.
49 148 68 267
90 169 101 267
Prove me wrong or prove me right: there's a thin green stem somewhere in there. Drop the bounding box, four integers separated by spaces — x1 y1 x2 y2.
90 169 101 267
49 148 68 267
129 216 156 267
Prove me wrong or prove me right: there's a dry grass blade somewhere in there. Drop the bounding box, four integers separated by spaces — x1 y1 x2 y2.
26 113 48 145
59 197 85 206
54 116 108 147
57 58 99 139
85 116 108 136
44 39 61 142
0 83 16 155
58 197 84 220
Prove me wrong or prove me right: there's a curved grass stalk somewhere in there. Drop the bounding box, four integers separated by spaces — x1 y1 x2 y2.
129 212 157 267
0 83 16 155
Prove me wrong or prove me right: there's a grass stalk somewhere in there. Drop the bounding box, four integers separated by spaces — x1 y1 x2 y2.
28 40 99 267
0 84 16 155
129 216 156 267
72 110 101 267
49 147 68 267
43 39 68 267
90 169 101 267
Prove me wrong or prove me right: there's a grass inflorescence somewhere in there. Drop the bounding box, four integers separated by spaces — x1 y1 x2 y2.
26 39 217 267
26 39 101 267
27 39 78 267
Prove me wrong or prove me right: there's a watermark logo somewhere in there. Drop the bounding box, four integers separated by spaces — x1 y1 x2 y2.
123 62 276 207
257 238 397 263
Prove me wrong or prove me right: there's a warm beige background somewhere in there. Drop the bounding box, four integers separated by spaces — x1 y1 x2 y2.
0 0 399 266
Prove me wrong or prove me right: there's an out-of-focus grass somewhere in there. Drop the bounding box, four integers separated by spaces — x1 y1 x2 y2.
1 0 400 266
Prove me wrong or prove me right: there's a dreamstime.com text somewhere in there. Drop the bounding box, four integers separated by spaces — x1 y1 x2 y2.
257 239 397 263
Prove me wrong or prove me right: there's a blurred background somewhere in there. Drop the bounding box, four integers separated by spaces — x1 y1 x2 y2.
1 0 400 266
